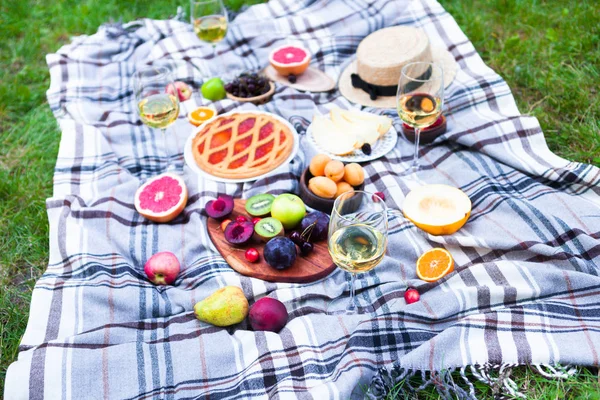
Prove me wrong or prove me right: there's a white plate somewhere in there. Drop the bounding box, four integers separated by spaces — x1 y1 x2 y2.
184 110 300 183
306 116 398 162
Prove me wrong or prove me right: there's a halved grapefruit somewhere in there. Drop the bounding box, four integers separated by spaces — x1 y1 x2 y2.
134 173 188 223
269 45 311 76
403 184 471 235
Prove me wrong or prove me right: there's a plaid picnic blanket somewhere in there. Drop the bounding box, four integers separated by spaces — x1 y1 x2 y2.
5 0 600 398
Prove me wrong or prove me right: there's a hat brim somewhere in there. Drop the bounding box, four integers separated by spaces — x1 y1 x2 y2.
338 46 457 109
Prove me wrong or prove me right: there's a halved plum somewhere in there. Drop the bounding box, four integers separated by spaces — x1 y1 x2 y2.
205 194 234 219
224 221 254 245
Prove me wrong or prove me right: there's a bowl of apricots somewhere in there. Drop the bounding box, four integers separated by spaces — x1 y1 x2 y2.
299 154 365 213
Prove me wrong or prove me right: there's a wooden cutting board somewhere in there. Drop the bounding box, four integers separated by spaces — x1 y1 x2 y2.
207 199 336 283
264 65 336 93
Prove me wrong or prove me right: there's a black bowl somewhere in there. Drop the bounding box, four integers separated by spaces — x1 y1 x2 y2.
299 167 365 214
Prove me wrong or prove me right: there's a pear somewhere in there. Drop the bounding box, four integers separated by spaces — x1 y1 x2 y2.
194 286 249 327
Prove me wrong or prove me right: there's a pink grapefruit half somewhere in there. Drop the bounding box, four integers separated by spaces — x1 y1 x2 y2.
269 45 311 76
134 173 188 223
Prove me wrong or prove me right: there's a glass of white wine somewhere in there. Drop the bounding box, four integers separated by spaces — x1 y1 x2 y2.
191 0 228 76
328 190 388 314
134 66 180 172
397 61 444 174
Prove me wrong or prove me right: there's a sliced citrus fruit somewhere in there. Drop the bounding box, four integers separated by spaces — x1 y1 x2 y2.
269 45 311 76
134 173 188 223
188 106 216 126
403 184 471 235
416 248 454 282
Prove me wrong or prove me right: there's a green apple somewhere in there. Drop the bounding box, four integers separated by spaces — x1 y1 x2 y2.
201 77 226 101
270 194 306 230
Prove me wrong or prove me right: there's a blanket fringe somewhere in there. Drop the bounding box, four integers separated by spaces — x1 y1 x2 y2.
366 363 578 399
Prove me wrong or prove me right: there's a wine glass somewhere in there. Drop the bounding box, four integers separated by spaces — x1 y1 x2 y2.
134 66 180 173
397 61 444 174
328 190 388 314
191 0 228 76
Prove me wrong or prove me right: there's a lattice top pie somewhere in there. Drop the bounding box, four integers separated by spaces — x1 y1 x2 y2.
192 113 294 179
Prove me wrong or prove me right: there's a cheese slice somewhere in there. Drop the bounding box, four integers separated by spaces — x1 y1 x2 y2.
312 115 360 155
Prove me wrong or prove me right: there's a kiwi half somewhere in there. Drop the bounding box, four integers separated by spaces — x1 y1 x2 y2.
254 217 284 242
245 194 275 217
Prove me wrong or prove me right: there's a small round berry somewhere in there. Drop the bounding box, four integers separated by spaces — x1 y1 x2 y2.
245 248 260 263
288 74 297 83
404 288 420 304
373 191 385 202
300 241 314 256
236 215 248 223
290 231 303 245
252 217 262 225
361 143 372 155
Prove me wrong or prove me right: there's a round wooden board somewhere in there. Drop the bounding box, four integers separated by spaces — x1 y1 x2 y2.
264 65 336 92
206 199 336 283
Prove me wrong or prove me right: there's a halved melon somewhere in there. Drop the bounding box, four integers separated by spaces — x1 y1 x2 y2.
269 45 311 76
330 108 380 145
403 184 471 235
338 109 392 136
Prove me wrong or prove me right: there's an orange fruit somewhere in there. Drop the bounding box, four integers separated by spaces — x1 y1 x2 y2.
416 248 454 282
188 107 216 126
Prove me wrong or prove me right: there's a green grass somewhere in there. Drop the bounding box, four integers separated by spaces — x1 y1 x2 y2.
383 365 600 399
0 0 599 397
443 0 600 165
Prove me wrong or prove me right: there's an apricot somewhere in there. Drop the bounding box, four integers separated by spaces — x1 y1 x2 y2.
308 176 337 199
309 154 331 177
335 181 353 198
324 160 345 182
343 163 364 186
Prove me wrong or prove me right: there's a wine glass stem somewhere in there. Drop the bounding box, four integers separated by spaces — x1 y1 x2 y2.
411 127 421 172
162 128 175 172
346 273 357 313
209 44 217 77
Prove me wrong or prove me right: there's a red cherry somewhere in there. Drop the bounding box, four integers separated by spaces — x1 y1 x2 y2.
245 248 260 263
236 215 248 223
404 288 420 304
373 191 385 202
252 217 262 225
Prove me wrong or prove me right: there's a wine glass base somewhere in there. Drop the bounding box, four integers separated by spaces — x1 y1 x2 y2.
398 164 420 178
326 297 375 315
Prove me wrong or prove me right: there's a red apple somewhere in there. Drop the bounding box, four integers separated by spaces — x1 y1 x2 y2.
144 251 181 285
166 81 192 101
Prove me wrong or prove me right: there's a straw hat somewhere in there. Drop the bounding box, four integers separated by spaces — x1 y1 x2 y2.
338 26 457 108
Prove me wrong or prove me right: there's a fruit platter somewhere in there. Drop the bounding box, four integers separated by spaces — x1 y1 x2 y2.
184 110 300 183
205 193 336 283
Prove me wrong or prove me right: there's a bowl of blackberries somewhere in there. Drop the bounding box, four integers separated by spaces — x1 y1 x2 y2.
225 72 275 105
